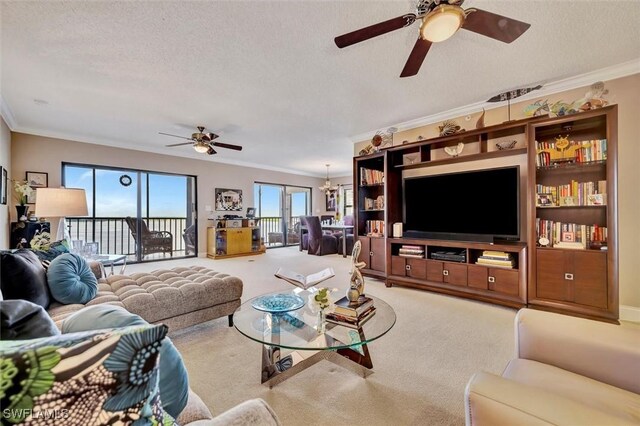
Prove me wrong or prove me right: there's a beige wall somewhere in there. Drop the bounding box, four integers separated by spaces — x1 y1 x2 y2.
0 117 10 248
9 133 333 254
356 73 640 310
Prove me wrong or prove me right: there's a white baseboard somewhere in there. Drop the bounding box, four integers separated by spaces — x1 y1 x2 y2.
620 305 640 323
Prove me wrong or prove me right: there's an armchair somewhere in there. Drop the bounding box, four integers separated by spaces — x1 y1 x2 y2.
465 308 640 425
125 216 173 258
301 216 338 256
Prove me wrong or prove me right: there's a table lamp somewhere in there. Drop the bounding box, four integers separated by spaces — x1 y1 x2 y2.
35 188 88 243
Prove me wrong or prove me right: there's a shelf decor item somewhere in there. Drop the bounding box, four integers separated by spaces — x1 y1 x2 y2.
251 294 305 314
438 119 464 137
347 241 366 301
487 84 542 122
496 140 518 150
13 180 34 220
444 142 465 157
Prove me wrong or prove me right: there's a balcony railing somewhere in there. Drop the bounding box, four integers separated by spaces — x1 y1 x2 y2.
259 216 302 247
66 216 190 258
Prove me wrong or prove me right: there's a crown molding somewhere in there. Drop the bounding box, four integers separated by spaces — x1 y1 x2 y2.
11 127 325 178
350 59 640 143
0 95 18 130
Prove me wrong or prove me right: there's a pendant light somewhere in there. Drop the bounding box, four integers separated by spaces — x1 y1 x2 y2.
319 164 338 195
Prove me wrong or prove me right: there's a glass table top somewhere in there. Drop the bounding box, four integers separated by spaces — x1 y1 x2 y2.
233 289 396 351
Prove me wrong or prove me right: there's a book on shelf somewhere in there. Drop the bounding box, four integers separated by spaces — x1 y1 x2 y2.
363 195 385 210
359 167 384 186
366 220 385 237
399 247 424 255
399 245 425 258
399 253 425 259
536 219 607 249
274 267 335 290
536 180 606 207
476 258 515 268
333 295 374 318
326 306 377 329
535 139 607 167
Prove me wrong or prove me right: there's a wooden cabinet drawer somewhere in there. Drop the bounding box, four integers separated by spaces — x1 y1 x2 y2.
426 260 444 283
536 249 569 301
573 251 607 309
407 258 427 279
391 256 406 276
489 268 519 296
443 262 467 286
370 238 386 272
467 265 488 290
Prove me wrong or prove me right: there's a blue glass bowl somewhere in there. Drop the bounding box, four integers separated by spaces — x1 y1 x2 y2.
251 294 305 313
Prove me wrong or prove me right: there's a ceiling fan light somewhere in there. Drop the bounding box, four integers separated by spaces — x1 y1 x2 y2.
420 5 465 43
193 142 209 153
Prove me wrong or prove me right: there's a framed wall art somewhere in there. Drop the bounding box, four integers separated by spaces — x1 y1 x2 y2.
0 167 6 205
325 189 337 212
215 188 243 211
26 171 48 188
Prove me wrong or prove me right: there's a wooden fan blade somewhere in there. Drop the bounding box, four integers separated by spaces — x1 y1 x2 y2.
159 132 193 140
165 142 194 147
204 132 219 141
212 141 242 151
400 38 432 78
335 14 416 48
462 8 530 43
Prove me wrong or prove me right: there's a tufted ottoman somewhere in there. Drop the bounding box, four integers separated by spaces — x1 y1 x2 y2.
48 266 243 332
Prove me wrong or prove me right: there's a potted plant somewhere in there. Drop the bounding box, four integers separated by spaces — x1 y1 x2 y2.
13 180 34 221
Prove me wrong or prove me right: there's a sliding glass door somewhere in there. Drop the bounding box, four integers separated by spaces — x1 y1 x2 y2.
254 183 310 248
63 163 197 262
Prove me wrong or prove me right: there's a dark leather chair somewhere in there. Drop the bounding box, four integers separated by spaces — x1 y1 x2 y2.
125 216 173 258
299 216 309 251
337 215 356 255
302 216 338 256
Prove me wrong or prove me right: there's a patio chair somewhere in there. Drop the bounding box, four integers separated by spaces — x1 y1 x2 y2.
125 216 173 258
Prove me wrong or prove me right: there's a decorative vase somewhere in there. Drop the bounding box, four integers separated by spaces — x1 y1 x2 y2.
16 205 29 221
316 310 326 334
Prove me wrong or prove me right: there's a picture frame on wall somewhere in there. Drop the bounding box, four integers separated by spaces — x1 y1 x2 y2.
215 188 243 211
0 167 6 205
325 189 337 212
26 171 48 188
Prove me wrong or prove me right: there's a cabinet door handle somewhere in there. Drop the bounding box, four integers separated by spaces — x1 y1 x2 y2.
564 273 574 281
405 265 411 271
443 270 449 276
488 276 495 283
370 251 374 256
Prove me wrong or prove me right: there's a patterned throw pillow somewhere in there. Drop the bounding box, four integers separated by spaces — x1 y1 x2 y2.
33 240 70 263
0 325 176 425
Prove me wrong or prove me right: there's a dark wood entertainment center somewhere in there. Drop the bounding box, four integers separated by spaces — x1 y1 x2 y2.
354 106 618 322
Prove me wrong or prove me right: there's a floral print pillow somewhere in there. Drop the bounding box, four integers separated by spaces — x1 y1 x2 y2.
0 325 176 425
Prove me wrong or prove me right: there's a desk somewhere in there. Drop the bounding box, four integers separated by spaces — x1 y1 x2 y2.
321 224 354 257
91 254 127 277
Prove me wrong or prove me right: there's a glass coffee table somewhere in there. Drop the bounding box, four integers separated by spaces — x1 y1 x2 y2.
233 289 396 388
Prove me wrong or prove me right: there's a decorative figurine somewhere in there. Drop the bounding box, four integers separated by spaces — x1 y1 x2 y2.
438 119 464 136
347 241 366 302
488 84 543 122
475 108 486 129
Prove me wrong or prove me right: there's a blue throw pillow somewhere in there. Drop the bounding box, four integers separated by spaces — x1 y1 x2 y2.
47 253 98 304
61 305 189 419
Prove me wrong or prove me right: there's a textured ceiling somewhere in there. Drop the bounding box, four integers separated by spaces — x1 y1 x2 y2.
2 1 639 176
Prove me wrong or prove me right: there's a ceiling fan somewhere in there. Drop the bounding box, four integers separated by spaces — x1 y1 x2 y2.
334 0 531 78
160 126 243 155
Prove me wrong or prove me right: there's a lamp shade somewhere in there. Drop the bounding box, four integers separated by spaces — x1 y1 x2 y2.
35 188 88 217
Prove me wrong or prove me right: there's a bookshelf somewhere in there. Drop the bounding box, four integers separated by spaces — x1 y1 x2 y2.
527 106 618 322
354 153 390 277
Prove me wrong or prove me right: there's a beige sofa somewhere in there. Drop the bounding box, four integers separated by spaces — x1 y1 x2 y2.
178 391 280 425
465 308 640 425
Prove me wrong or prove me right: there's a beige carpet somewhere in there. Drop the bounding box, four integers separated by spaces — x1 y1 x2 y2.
126 247 516 425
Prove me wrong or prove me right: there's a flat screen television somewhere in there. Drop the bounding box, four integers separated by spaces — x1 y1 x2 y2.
403 166 520 242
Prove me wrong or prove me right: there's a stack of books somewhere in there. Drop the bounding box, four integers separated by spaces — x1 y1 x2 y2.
326 296 376 329
476 251 515 269
398 245 424 258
